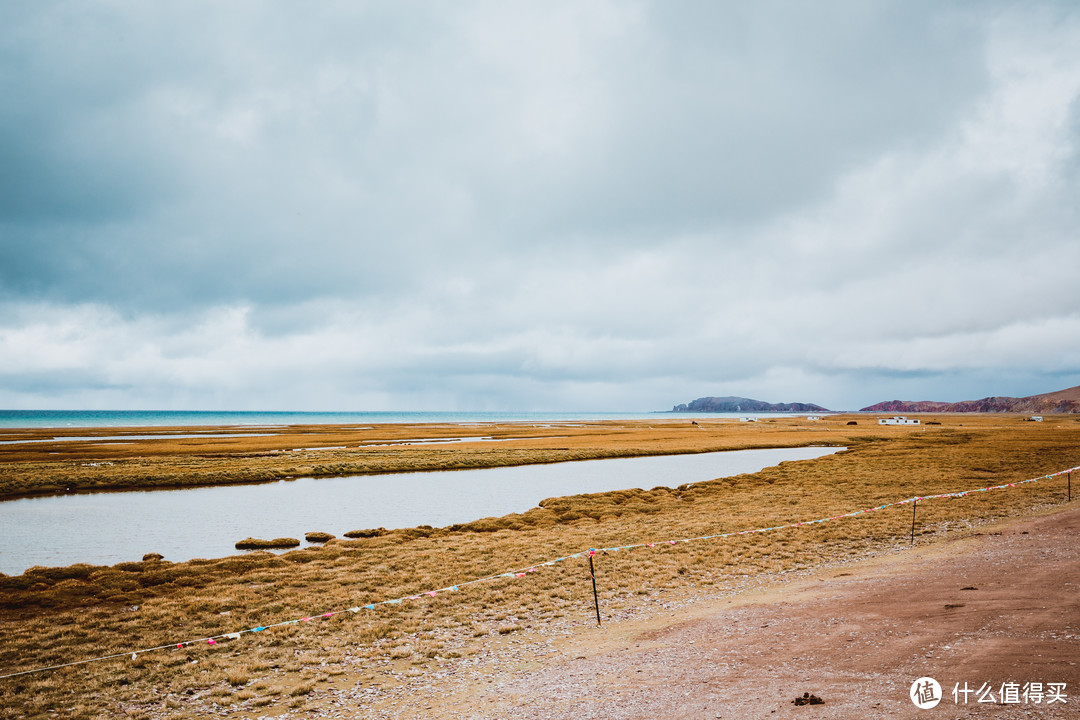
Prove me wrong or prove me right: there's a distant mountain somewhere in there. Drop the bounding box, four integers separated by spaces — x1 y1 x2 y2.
672 396 830 413
860 385 1080 414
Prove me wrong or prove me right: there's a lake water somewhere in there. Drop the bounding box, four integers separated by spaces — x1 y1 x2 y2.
0 446 840 575
0 409 809 429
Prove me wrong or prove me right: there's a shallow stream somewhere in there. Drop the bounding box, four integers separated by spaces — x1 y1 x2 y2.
0 446 840 574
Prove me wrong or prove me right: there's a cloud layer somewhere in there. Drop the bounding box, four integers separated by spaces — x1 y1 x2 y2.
2 1 1079 411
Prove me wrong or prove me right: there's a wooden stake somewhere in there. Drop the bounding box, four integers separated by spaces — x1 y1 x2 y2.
588 552 601 626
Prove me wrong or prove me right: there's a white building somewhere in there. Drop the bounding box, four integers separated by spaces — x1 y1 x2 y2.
878 416 921 425
807 415 821 421
1030 415 1044 422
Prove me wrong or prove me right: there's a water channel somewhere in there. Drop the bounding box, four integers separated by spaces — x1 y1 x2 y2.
0 446 841 575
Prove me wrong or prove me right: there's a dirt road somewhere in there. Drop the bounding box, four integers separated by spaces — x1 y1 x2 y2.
355 506 1080 720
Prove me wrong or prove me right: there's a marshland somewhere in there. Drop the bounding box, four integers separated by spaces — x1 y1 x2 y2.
0 445 840 573
0 414 1078 719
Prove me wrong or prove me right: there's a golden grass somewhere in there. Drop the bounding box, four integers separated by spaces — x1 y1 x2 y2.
0 414 1077 719
233 538 301 550
0 415 914 498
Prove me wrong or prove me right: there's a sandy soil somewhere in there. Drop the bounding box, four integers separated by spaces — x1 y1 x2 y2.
324 505 1080 720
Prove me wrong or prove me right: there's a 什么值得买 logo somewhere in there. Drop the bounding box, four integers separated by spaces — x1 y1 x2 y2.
910 677 1067 708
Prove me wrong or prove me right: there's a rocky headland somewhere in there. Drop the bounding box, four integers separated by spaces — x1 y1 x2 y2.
672 396 830 413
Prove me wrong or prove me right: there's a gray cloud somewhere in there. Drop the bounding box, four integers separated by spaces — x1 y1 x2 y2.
1 1 1079 411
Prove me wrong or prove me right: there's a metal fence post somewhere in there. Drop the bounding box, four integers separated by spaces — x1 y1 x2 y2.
910 499 918 545
588 550 601 626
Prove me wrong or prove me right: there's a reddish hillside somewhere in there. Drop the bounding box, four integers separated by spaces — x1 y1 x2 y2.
1028 385 1080 405
861 385 1080 413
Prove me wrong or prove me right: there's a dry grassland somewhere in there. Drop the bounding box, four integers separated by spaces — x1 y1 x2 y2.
0 414 1077 719
0 417 873 499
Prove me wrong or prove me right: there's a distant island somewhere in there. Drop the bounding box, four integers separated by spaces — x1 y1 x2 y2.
672 396 830 413
673 384 1080 415
860 384 1080 414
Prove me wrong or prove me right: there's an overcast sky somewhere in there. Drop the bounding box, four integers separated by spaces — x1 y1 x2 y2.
1 1 1079 412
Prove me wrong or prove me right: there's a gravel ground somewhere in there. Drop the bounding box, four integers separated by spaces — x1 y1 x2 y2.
224 504 1080 720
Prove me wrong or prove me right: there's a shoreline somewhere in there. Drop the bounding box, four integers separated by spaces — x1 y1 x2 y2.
0 410 728 431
